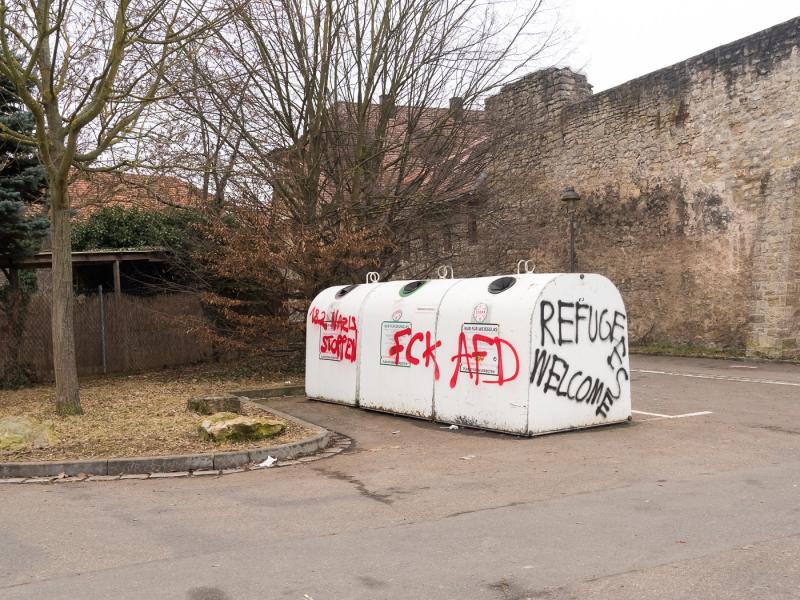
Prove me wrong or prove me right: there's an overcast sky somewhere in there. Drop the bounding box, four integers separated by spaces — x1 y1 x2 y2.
557 0 799 92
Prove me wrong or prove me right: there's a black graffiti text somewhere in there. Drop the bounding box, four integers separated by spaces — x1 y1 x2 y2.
529 348 629 418
540 300 626 347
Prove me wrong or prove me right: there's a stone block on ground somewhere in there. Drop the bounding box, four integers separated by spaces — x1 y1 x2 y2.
187 395 241 415
198 412 285 443
0 416 57 452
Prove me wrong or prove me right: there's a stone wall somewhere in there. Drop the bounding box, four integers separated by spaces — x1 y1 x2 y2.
469 17 800 358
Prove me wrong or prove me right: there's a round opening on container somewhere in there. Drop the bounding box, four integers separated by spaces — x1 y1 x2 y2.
335 284 359 298
400 280 427 297
488 276 516 294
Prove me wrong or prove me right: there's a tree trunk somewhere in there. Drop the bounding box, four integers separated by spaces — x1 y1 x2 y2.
50 179 81 415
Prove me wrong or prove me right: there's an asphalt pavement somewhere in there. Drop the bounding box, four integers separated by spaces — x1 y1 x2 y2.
1 354 799 599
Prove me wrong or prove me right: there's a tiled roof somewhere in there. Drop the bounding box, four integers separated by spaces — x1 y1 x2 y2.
69 172 203 218
268 99 489 206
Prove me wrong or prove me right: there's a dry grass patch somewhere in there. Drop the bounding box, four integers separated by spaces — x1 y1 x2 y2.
0 365 311 462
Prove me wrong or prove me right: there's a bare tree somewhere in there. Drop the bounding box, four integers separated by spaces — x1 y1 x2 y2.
131 33 249 210
0 0 219 413
167 0 558 353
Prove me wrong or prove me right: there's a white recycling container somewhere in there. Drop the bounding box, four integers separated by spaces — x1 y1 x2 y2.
305 273 631 435
305 282 377 405
433 273 630 434
433 273 558 433
358 278 462 418
526 273 631 434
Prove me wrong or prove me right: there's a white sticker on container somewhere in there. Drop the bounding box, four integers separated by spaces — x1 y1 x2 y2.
472 302 489 323
459 323 500 376
380 321 412 367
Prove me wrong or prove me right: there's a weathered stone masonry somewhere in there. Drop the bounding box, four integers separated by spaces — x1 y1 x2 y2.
477 17 800 358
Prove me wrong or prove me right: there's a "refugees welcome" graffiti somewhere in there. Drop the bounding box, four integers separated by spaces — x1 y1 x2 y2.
530 300 629 418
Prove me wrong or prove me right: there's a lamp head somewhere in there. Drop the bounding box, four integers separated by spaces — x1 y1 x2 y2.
560 186 580 203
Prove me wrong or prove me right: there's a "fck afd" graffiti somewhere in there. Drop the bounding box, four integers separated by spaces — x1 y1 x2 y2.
387 327 520 388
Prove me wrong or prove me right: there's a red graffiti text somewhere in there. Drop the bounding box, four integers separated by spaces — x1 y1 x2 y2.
311 307 358 363
388 328 443 378
449 332 520 388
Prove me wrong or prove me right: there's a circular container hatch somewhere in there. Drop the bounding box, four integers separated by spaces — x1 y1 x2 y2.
399 280 427 297
488 276 516 294
335 284 359 298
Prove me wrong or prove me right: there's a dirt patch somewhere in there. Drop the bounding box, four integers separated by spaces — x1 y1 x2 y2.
0 365 310 462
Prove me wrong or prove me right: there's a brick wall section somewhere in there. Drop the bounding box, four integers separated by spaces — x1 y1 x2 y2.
472 17 800 358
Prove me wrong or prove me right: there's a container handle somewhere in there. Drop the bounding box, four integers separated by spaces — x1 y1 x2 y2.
436 265 454 279
516 259 536 274
366 272 380 284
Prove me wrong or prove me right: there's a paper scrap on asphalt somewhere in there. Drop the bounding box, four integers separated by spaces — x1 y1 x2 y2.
258 456 278 468
460 455 476 460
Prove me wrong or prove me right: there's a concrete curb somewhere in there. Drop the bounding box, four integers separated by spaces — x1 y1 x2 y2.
235 386 306 399
0 390 335 479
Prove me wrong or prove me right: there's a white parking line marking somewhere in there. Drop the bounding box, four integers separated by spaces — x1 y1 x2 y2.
632 410 672 418
670 411 713 418
632 369 800 387
632 409 713 421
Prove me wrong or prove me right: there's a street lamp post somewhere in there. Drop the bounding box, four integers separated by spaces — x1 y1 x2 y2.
560 186 581 273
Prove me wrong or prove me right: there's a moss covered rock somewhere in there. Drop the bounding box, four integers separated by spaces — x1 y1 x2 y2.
0 416 57 452
198 412 285 443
